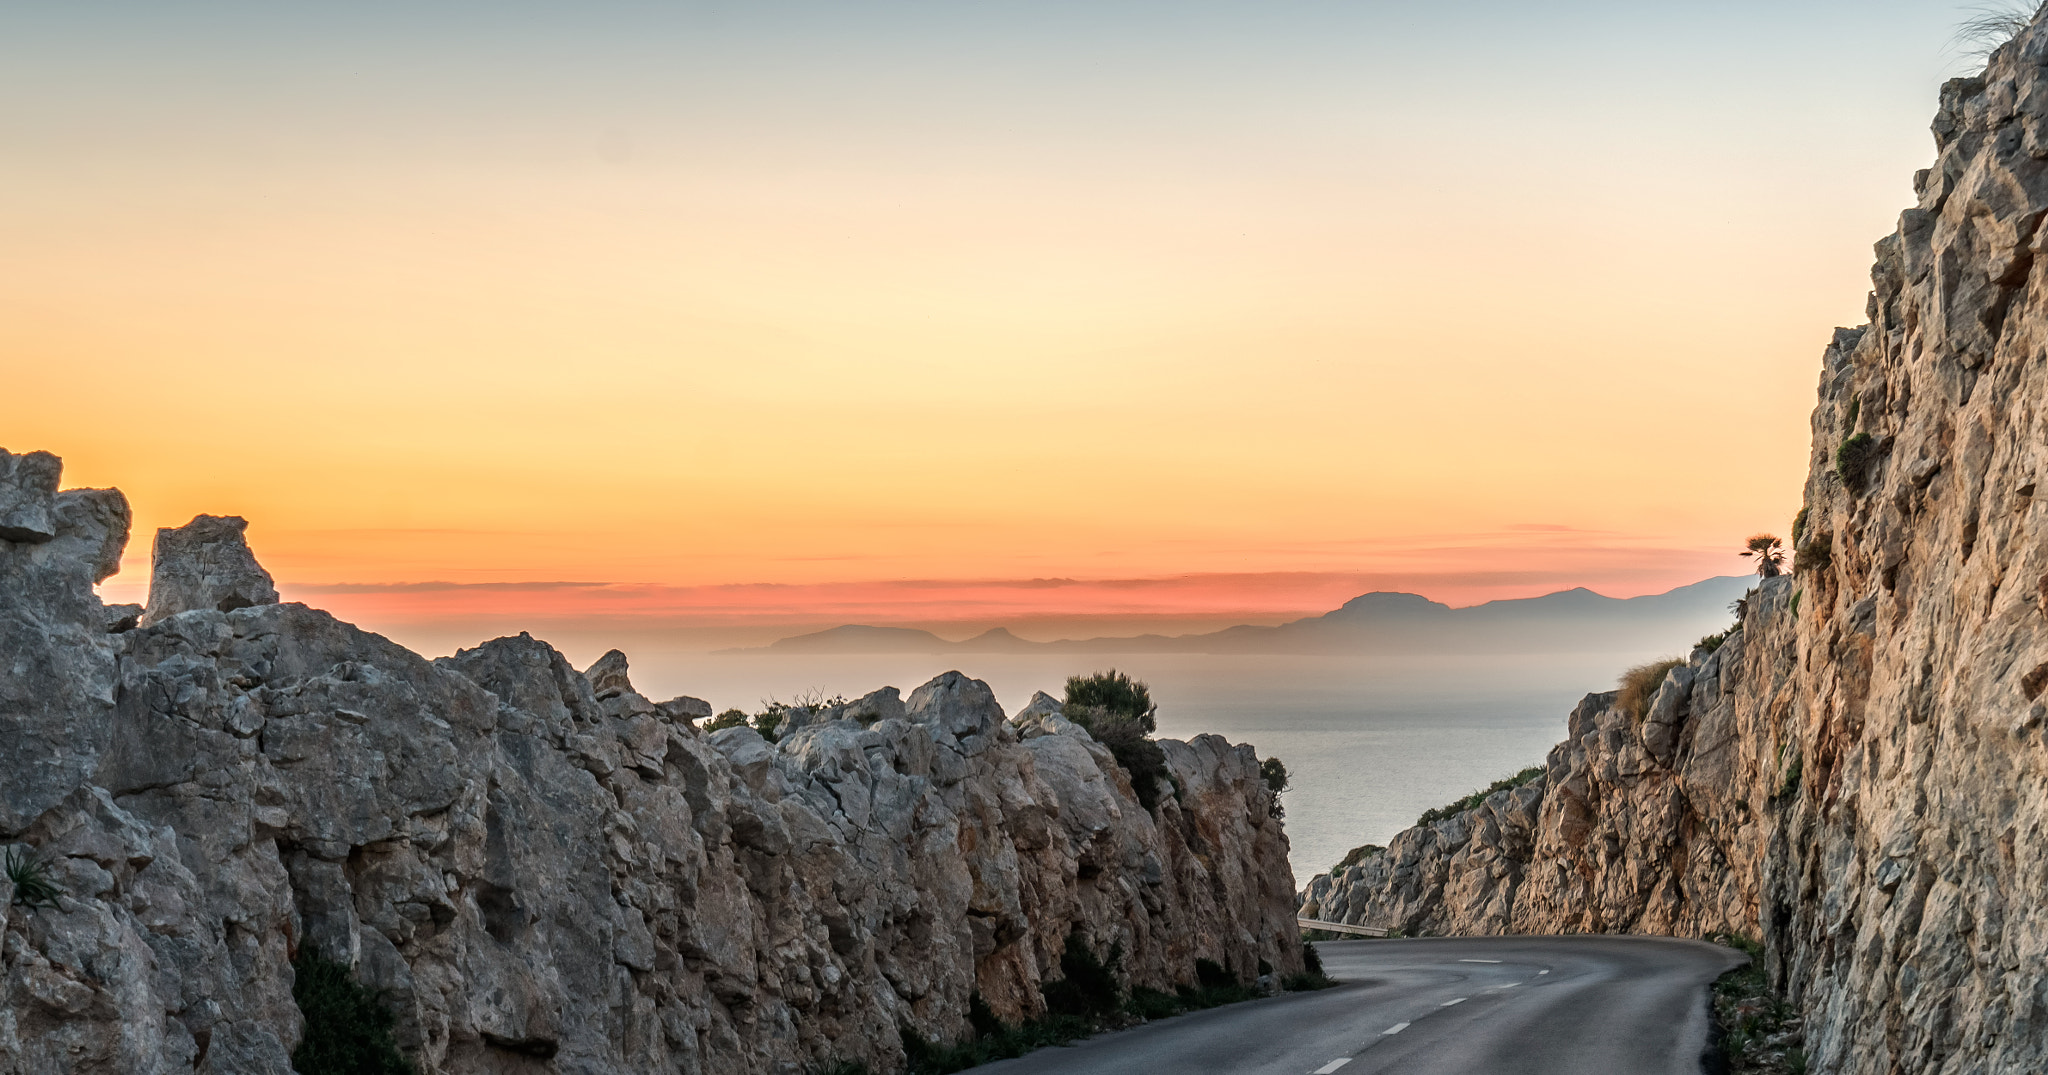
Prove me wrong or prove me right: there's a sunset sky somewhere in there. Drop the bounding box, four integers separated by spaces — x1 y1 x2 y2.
0 2 1985 649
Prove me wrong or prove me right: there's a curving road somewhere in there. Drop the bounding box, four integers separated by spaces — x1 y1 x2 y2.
978 936 1745 1075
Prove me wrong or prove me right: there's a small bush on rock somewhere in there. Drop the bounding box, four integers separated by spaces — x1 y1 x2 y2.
704 708 749 733
1041 930 1124 1021
290 949 416 1075
1063 669 1157 732
1617 658 1685 721
1415 766 1546 827
4 845 63 911
1069 708 1172 811
1260 756 1290 817
1797 533 1833 574
1836 432 1879 491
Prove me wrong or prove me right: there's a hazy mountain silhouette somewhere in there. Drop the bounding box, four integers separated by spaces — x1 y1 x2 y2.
731 576 1757 656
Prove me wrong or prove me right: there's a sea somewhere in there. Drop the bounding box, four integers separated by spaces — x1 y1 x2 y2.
620 649 1649 888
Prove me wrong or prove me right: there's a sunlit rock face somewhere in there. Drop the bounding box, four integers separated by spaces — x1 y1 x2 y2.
0 448 1300 1075
1304 22 2048 1073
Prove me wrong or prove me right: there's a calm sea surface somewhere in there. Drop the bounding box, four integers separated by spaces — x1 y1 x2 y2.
622 651 1643 887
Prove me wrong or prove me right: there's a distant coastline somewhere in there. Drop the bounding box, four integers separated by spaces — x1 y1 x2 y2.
717 575 1754 656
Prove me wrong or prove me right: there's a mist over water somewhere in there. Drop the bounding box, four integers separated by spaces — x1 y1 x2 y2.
622 650 1653 886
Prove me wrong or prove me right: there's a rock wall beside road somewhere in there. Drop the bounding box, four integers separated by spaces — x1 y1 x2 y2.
0 462 1301 1075
1304 21 2048 1074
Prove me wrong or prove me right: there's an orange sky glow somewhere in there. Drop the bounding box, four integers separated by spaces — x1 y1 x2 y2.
0 3 1973 653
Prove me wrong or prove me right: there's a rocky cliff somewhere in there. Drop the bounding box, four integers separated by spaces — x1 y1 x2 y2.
0 454 1301 1075
1301 20 2048 1074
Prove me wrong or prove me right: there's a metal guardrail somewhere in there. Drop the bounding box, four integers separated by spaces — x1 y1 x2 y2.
1297 917 1391 938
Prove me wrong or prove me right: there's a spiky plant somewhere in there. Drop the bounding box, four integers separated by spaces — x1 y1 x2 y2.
4 845 63 911
1956 4 2044 60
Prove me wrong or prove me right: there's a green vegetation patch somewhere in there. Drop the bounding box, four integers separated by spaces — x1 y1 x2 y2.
1260 756 1290 818
1706 933 1806 1074
874 931 1326 1075
1062 669 1157 732
4 845 63 911
1416 766 1546 827
1835 432 1879 492
1064 670 1172 810
290 950 416 1075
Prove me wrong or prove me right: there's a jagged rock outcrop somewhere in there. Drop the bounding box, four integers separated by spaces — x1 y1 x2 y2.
1304 21 2048 1074
1301 580 1797 940
140 514 279 626
0 450 1299 1075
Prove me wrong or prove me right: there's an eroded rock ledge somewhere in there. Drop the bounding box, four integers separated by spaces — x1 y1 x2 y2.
1302 19 2048 1074
0 466 1301 1075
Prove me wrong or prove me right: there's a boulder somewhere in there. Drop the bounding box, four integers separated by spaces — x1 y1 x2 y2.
0 449 61 543
140 514 278 625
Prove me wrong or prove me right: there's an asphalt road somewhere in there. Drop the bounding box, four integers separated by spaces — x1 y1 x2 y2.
977 936 1746 1075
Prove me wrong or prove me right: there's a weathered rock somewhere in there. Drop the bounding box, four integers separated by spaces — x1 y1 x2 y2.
657 695 713 726
0 451 130 834
140 515 278 625
0 450 61 544
583 648 632 694
0 464 1301 1075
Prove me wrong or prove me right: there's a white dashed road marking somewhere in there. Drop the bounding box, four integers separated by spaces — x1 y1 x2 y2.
1538 969 1550 975
1312 1060 1352 1074
1458 959 1502 963
1381 1023 1410 1035
1440 998 1467 1007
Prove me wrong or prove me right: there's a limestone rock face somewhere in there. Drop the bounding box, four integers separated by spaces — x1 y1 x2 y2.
1306 21 2048 1073
0 450 62 543
0 460 1301 1074
0 450 131 833
141 514 279 625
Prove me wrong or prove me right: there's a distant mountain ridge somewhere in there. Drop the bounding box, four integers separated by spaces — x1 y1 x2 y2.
726 576 1757 655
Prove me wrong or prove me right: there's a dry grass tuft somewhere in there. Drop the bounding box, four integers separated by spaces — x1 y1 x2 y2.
1617 658 1685 721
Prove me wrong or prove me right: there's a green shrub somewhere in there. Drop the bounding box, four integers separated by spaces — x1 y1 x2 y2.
967 991 1003 1039
1125 986 1183 1020
1071 710 1171 811
900 934 1284 1073
1041 930 1124 1021
705 708 749 733
1283 941 1339 991
1277 937 1343 991
1329 844 1385 875
1791 506 1809 545
1260 756 1289 818
1776 754 1803 800
1617 658 1685 721
1063 670 1157 733
1797 533 1833 574
1836 432 1879 491
290 950 416 1075
1707 932 1803 1072
1696 629 1731 653
1416 766 1546 827
5 845 63 911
